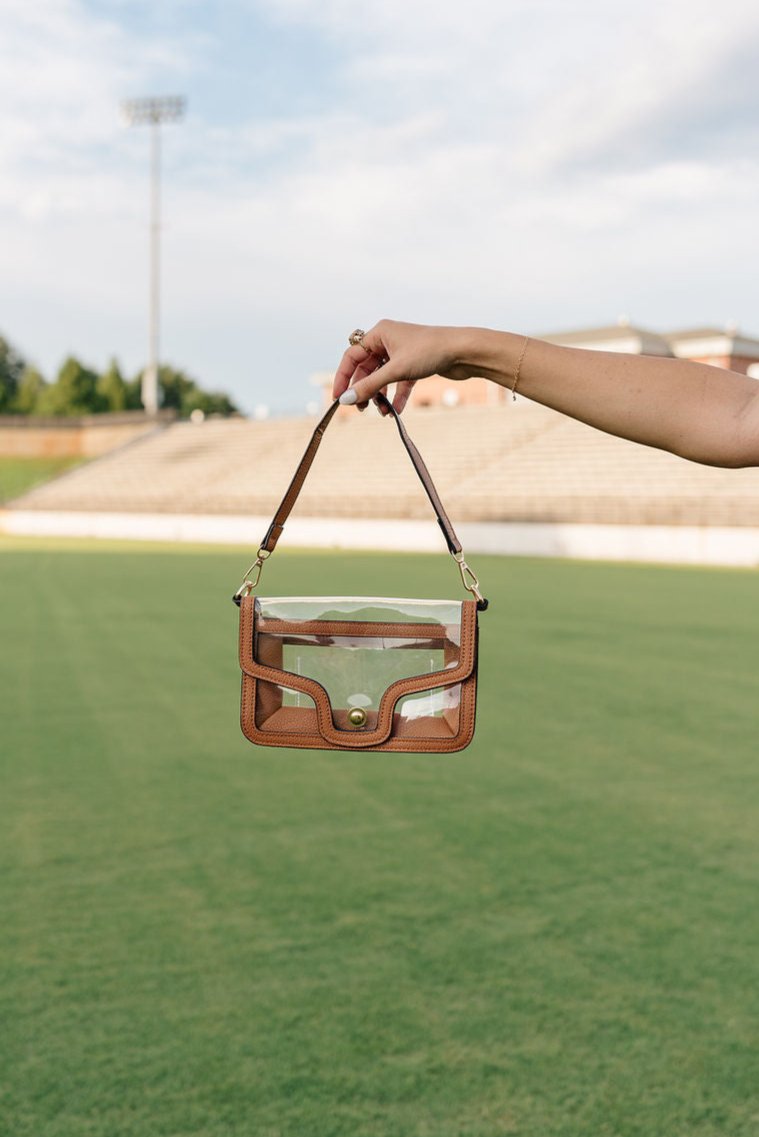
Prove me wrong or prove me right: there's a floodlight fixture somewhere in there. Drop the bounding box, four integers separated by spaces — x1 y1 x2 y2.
123 96 186 127
122 95 186 415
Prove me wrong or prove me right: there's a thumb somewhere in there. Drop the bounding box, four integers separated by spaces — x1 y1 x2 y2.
338 361 405 406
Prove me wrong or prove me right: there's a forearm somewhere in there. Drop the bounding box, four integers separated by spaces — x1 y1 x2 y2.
459 328 759 469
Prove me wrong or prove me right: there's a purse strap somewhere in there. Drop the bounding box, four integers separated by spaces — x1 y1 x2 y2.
233 392 488 609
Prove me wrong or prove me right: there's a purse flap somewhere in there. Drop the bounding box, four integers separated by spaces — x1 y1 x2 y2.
239 596 478 748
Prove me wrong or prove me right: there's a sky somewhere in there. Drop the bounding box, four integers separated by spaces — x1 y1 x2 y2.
1 0 759 415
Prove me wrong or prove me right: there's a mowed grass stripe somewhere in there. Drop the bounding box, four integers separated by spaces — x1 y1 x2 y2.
1 543 759 1136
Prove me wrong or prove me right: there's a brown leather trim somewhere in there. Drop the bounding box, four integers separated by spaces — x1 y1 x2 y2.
253 696 461 739
256 617 455 640
239 596 477 749
241 670 477 753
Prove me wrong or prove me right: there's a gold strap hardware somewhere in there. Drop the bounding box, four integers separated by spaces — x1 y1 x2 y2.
454 552 486 606
233 548 271 600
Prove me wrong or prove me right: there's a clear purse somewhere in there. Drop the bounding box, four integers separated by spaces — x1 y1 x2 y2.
234 395 487 753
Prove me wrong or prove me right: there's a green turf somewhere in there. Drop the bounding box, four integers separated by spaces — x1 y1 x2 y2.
2 541 759 1137
0 457 84 504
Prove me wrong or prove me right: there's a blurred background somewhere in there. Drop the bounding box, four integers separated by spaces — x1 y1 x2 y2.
4 0 759 565
3 4 759 1136
2 0 759 416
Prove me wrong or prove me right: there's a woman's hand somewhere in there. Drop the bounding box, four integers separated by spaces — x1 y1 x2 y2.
332 320 473 414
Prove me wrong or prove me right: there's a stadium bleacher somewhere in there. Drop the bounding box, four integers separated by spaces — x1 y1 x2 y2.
11 399 759 527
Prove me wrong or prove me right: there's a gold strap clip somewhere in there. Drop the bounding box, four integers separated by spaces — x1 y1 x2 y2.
233 548 271 603
454 552 487 609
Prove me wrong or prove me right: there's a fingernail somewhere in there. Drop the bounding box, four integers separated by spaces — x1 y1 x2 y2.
339 388 357 405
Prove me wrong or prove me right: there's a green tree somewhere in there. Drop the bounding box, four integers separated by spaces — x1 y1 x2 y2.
13 366 47 414
158 365 238 417
1 340 238 419
157 364 195 412
0 335 26 413
96 358 127 412
35 356 104 416
180 387 238 417
34 383 67 416
123 373 144 411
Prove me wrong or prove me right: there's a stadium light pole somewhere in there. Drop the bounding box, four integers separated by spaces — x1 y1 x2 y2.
122 96 186 416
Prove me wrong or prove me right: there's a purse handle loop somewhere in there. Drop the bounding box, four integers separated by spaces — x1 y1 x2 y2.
233 392 488 610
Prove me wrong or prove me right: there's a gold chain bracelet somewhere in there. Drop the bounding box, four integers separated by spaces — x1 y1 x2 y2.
510 335 530 401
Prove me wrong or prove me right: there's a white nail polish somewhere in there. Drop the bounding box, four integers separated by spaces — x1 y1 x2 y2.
339 388 358 405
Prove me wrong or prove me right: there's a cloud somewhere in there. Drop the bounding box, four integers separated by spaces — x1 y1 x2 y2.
1 0 759 412
515 1 759 175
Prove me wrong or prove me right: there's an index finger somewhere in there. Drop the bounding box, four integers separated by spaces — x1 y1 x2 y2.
332 345 382 399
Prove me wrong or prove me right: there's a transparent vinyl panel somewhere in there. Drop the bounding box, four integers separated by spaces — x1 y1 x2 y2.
394 683 462 739
255 682 318 733
256 597 463 628
253 597 464 737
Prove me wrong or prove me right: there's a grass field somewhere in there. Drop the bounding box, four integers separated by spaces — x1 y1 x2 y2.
2 540 759 1137
0 457 84 504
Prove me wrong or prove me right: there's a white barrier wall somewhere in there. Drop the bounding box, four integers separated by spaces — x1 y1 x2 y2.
4 509 759 567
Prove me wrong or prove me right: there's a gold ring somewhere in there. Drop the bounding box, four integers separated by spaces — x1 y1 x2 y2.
348 328 370 350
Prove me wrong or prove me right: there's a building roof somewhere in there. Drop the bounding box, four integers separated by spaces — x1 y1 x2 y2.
540 322 674 356
540 321 759 360
664 326 736 341
540 322 651 343
664 327 759 361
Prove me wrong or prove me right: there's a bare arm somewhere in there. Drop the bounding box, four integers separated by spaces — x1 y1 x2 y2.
332 320 759 469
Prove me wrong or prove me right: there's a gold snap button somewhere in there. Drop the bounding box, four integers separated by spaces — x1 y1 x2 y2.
347 707 367 728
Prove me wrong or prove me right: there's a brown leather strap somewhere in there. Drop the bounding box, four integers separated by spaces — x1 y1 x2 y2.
259 397 341 554
375 394 462 555
235 393 488 611
260 393 462 556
